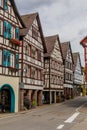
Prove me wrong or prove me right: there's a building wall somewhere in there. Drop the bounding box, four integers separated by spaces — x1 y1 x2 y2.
0 75 19 112
0 0 23 112
44 39 64 90
64 48 73 85
19 18 44 90
74 58 82 84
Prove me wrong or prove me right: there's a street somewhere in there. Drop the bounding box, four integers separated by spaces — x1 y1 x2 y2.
0 96 87 130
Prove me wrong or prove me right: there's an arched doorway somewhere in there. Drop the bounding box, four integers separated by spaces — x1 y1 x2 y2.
0 84 15 113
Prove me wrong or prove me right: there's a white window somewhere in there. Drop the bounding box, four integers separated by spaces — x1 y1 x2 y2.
0 0 2 7
10 53 15 68
11 26 15 38
0 20 3 35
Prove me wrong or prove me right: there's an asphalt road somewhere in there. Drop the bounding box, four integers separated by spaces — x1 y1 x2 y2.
0 96 87 130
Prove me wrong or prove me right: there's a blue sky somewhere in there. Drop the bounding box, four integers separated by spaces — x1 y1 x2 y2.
15 0 87 66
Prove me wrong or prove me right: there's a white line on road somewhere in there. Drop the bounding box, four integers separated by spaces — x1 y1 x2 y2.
64 112 80 123
56 124 64 129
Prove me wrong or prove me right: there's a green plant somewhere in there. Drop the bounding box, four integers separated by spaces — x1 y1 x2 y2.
32 101 37 108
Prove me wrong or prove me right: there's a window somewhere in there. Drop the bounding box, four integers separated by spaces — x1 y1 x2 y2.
38 70 41 80
25 44 31 56
15 27 19 40
0 0 3 7
0 49 2 65
11 26 15 38
4 21 12 39
27 65 30 77
15 53 19 69
0 20 3 35
31 67 36 79
4 0 8 10
32 26 38 40
2 50 10 67
37 50 41 61
31 46 37 59
10 53 15 68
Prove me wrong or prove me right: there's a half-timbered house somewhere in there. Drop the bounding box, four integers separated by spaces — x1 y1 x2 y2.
44 35 64 104
0 0 25 112
61 42 74 99
19 13 46 110
73 52 82 96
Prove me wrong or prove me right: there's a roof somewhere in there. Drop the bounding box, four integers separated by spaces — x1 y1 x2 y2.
80 36 87 47
44 35 63 60
45 35 57 56
61 42 74 63
20 13 37 36
61 42 69 59
10 0 25 28
73 52 78 71
73 52 82 73
20 12 47 53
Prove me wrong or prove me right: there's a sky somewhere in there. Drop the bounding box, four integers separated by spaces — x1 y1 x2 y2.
15 0 87 66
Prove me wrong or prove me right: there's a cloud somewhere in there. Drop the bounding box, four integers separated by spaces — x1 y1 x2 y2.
15 0 87 66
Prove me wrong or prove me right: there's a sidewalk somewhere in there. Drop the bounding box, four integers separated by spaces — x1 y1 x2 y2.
70 103 87 130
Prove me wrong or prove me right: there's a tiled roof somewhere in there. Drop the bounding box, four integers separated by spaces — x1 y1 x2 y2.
73 52 78 70
20 12 47 53
61 42 69 59
80 36 87 47
44 35 58 56
73 52 82 72
20 13 37 36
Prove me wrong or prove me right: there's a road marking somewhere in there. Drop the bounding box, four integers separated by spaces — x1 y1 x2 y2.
56 124 64 129
76 102 87 112
64 112 80 123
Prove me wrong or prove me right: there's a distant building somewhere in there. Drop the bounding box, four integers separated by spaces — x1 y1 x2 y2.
73 52 82 96
81 67 86 96
0 0 25 112
61 42 74 99
44 35 64 104
19 13 46 110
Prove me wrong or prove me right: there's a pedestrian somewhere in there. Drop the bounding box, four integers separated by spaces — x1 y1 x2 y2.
42 94 45 104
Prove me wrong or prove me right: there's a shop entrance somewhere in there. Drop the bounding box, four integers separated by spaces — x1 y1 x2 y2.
0 84 15 113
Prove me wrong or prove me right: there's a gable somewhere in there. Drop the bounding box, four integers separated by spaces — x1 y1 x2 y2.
0 0 24 28
51 39 63 62
66 48 72 62
25 17 43 49
75 57 82 74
